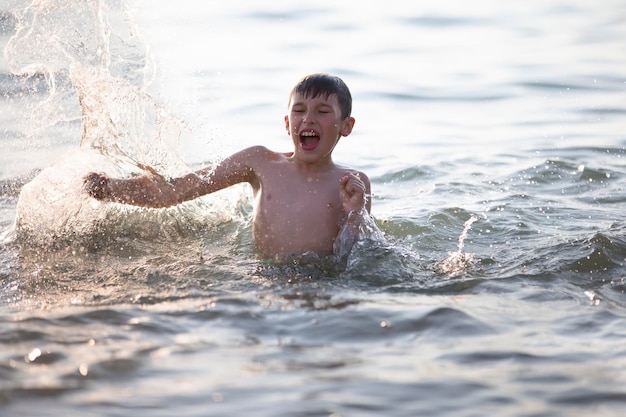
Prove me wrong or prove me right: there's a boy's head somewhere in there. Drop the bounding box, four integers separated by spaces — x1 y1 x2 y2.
288 73 352 120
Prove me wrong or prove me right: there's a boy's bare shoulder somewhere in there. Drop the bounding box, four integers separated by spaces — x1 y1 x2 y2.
334 163 368 178
239 145 286 161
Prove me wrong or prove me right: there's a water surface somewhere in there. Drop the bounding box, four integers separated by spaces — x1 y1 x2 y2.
1 1 625 416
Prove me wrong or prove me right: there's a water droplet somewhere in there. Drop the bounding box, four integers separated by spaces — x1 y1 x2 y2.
79 363 89 376
26 348 41 363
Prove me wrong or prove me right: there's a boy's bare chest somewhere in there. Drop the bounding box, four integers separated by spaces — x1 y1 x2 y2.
251 167 344 255
255 171 343 225
262 177 340 212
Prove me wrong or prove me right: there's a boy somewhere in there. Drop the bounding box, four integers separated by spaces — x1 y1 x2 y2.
84 73 375 260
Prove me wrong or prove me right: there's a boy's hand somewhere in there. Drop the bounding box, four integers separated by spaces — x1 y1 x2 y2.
83 172 110 200
339 171 366 214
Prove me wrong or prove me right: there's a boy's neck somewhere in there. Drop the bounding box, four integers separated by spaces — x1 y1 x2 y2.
290 154 336 173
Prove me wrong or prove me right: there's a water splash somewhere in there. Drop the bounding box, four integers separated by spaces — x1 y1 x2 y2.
5 0 219 248
5 0 187 173
435 215 478 276
5 0 153 140
72 63 189 176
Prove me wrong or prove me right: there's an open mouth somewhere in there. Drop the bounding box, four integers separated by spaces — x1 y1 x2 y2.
299 130 320 151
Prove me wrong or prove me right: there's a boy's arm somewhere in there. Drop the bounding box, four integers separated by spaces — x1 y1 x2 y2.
83 171 212 208
84 146 263 208
339 171 371 215
334 171 384 262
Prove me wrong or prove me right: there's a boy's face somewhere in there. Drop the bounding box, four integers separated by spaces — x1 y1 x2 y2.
284 92 355 163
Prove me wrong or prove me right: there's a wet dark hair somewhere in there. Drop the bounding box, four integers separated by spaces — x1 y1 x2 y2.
289 73 352 119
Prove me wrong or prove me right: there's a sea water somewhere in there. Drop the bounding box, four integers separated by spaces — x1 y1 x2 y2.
1 0 626 416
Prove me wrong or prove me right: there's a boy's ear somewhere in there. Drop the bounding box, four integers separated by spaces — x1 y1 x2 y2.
341 117 355 137
284 115 290 134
